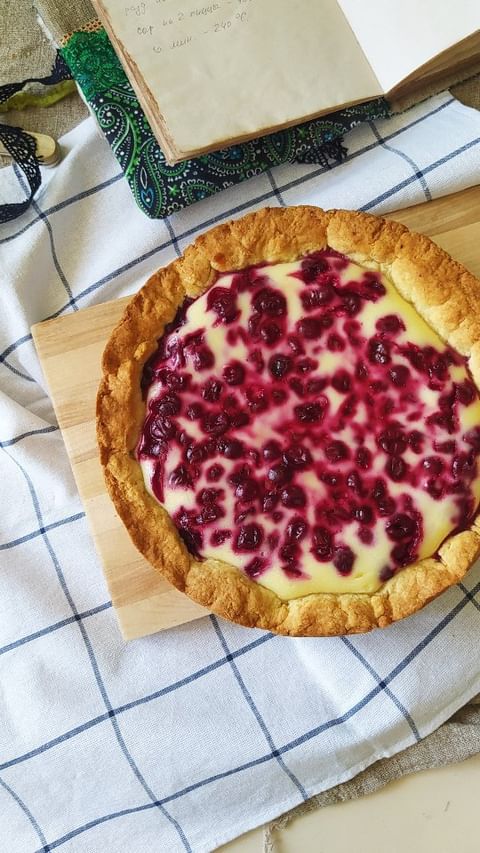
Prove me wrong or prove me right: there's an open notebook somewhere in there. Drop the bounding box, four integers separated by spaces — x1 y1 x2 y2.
91 0 480 162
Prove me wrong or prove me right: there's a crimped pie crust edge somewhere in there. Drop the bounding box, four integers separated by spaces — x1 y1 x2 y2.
97 206 480 636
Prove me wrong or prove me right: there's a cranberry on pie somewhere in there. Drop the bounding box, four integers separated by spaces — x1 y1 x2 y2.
97 207 480 635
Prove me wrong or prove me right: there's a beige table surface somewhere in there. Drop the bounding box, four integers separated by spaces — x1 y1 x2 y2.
220 751 480 851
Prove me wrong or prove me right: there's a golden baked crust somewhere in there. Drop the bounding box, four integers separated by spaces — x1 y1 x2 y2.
97 207 480 635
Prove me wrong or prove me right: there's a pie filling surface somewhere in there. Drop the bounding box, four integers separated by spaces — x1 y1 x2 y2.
137 250 480 598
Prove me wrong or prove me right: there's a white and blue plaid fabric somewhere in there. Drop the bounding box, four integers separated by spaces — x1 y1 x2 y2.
1 92 480 853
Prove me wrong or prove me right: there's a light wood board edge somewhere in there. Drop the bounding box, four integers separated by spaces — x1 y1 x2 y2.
31 309 208 641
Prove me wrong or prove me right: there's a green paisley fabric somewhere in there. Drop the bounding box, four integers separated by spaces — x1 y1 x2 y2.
62 29 389 219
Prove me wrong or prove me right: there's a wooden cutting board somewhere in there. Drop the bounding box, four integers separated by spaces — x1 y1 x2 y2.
32 187 480 640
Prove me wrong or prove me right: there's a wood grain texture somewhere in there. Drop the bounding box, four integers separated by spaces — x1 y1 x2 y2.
31 187 480 640
32 296 208 641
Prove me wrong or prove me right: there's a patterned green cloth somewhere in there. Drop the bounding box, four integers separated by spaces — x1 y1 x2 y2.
61 28 389 219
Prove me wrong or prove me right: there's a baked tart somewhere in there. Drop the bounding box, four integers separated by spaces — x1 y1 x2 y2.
97 207 480 635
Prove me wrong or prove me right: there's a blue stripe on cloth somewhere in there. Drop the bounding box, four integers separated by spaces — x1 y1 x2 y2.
266 169 286 207
369 121 431 202
211 616 308 801
34 801 165 853
458 581 480 612
2 183 274 366
0 333 32 365
13 166 78 312
0 211 42 247
1 96 454 251
44 235 188 320
0 96 458 369
1 238 172 379
0 633 274 772
0 447 192 853
0 359 34 383
361 137 480 211
43 106 442 318
0 424 59 448
46 182 283 312
30 199 78 312
0 511 85 551
0 333 35 383
341 637 421 741
165 217 182 258
0 602 112 657
274 97 456 199
113 633 274 716
31 578 480 853
0 775 48 849
0 713 112 772
0 173 124 247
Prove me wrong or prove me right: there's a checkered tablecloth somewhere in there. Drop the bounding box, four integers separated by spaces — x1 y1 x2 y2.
1 92 480 853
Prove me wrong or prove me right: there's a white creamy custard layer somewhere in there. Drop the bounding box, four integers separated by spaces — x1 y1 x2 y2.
139 253 480 598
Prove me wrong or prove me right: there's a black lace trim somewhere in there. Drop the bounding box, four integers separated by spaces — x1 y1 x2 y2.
0 53 71 105
0 54 71 225
295 138 348 167
0 125 40 223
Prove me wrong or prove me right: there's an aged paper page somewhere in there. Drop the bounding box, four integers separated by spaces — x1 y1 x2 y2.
338 0 480 93
92 0 381 159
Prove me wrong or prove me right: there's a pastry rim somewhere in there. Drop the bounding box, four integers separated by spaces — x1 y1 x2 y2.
96 206 480 636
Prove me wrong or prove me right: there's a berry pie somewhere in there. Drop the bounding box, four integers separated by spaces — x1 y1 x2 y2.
97 207 480 635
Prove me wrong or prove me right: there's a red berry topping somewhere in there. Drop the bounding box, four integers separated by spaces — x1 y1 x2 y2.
138 248 480 594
